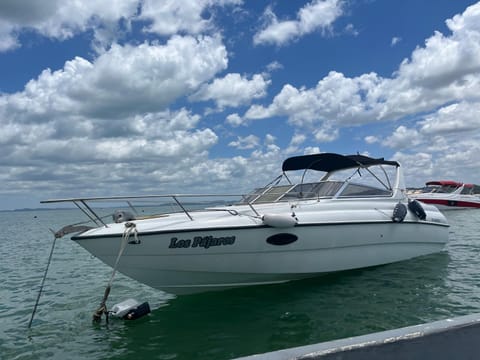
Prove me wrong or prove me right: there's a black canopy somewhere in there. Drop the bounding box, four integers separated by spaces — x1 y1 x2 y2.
282 153 399 172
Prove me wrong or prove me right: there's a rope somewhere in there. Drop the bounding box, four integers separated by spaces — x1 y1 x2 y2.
28 229 58 328
92 222 137 323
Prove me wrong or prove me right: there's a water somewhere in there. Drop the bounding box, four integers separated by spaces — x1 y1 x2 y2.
1 209 480 360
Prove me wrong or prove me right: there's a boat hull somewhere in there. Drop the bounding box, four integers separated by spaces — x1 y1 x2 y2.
74 220 448 294
415 198 480 210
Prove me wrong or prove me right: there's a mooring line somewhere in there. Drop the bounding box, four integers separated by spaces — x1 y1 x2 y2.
28 228 58 329
92 222 137 323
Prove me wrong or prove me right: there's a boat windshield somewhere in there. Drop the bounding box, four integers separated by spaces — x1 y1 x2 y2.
239 163 396 205
241 180 393 204
423 184 459 193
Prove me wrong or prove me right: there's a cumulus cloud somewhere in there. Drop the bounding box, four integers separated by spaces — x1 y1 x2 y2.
0 0 139 52
2 35 227 123
246 2 480 138
419 102 480 134
190 73 271 109
364 135 379 144
226 113 244 127
139 0 242 36
228 134 260 149
314 128 339 142
382 126 423 149
290 133 306 147
245 71 382 127
0 0 242 52
253 0 344 46
0 34 230 198
1 107 221 198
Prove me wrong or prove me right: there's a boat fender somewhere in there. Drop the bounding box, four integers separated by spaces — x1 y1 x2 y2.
110 298 151 320
113 210 136 223
262 214 298 228
408 199 427 220
392 202 407 223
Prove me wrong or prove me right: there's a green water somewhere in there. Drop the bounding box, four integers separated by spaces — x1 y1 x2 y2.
1 209 479 359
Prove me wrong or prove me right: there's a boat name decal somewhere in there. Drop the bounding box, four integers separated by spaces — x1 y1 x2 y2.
168 235 236 249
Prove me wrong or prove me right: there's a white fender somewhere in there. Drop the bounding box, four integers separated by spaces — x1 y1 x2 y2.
262 213 297 228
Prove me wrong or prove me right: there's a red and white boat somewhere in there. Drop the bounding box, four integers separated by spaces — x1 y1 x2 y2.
409 180 480 210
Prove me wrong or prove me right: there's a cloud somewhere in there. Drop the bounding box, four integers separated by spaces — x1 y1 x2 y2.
0 33 229 198
246 2 480 137
364 135 379 144
245 71 382 127
391 36 401 46
226 113 244 127
228 134 260 149
253 0 344 46
381 125 423 149
290 133 306 146
190 73 271 109
0 0 139 52
2 35 228 123
139 0 242 36
0 0 243 52
419 102 480 134
314 128 339 142
1 107 221 198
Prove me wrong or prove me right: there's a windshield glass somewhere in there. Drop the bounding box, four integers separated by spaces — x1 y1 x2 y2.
239 164 396 204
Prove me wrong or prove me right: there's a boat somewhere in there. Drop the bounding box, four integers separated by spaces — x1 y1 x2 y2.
42 153 449 295
409 180 480 210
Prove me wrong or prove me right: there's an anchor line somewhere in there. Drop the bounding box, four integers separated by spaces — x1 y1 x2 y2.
28 228 58 329
92 222 138 323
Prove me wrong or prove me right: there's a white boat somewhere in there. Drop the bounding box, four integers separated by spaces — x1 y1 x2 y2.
409 180 480 210
43 153 449 295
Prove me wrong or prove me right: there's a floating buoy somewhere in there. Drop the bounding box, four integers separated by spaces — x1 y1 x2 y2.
110 298 151 320
392 202 407 223
262 214 297 228
408 199 427 220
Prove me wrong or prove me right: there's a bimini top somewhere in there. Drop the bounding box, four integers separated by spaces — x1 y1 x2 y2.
282 153 399 173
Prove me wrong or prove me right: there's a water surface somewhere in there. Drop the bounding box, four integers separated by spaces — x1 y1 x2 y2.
1 209 479 359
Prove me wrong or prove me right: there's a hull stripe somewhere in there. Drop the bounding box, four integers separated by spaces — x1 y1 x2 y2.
72 220 449 241
418 199 480 208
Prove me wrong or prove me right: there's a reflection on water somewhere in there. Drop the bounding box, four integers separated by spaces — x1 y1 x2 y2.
1 209 480 360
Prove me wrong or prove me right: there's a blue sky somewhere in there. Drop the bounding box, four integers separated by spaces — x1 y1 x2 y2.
1 0 480 210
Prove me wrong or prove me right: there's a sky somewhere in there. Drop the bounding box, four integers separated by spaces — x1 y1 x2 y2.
1 0 480 210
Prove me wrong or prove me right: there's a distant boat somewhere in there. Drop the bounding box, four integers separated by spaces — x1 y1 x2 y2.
409 180 480 210
42 153 449 295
